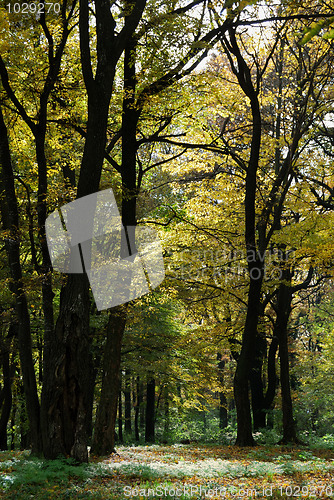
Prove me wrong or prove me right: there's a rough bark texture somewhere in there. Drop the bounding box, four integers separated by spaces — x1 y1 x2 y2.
249 331 279 431
41 274 93 460
91 306 127 455
35 131 55 384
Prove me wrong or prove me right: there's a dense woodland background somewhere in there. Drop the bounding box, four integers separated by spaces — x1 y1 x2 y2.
1 0 334 464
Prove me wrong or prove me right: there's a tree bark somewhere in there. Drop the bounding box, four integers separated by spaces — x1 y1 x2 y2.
19 383 29 450
217 354 228 429
163 385 170 438
0 105 42 454
41 274 93 460
0 343 13 450
91 26 140 454
249 373 265 431
249 332 279 431
222 29 263 446
234 277 262 446
145 378 155 443
249 334 267 431
91 305 127 455
263 335 279 424
134 378 142 441
275 270 298 444
124 369 132 435
118 389 123 443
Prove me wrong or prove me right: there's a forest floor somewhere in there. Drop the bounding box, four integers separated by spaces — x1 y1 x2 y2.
1 444 334 499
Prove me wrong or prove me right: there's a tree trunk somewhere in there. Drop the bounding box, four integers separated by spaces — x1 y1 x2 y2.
41 273 93 460
234 276 262 446
263 335 279 427
135 377 143 441
118 389 123 443
35 131 55 393
275 272 298 444
145 378 155 443
124 369 132 435
217 355 228 429
250 372 265 431
223 29 263 447
91 30 140 454
163 385 170 439
40 0 146 462
0 105 42 454
0 347 12 450
134 382 140 441
10 385 17 450
91 306 127 455
249 334 266 430
19 383 29 450
40 33 114 465
139 381 145 429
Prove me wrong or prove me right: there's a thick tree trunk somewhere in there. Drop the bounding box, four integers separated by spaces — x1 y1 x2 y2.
145 378 155 443
279 329 297 444
234 376 254 445
41 53 114 464
91 306 127 455
41 274 93 460
250 371 265 431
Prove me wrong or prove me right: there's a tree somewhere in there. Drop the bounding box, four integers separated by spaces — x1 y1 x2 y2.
40 0 148 462
0 0 80 453
0 102 42 453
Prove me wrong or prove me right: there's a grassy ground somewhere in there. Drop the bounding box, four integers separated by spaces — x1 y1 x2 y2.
1 444 334 499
